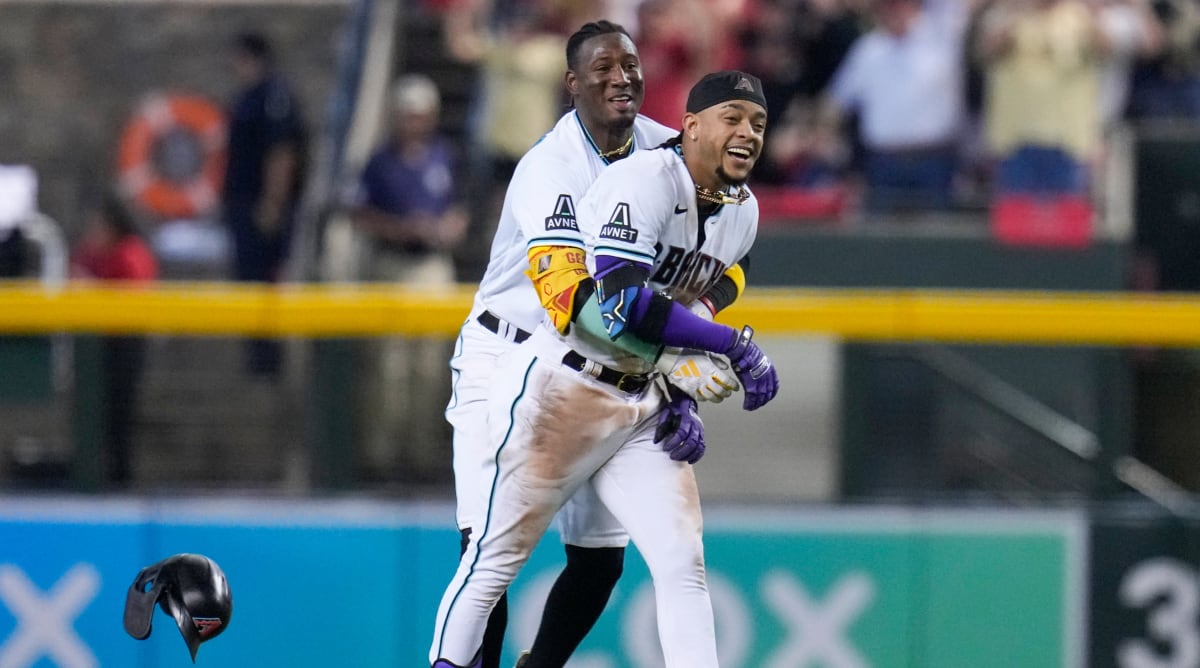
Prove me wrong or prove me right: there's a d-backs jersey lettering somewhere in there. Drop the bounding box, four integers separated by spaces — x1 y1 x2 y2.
565 145 759 372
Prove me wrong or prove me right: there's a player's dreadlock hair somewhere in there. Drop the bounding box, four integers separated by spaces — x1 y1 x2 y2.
566 20 631 71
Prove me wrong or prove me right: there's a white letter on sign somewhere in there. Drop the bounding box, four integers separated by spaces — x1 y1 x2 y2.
760 569 874 668
0 563 100 668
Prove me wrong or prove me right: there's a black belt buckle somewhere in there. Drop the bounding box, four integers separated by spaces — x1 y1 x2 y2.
615 373 645 393
562 350 649 394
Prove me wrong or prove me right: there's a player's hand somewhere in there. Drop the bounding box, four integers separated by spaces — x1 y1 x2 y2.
657 351 739 403
654 393 705 464
724 325 779 411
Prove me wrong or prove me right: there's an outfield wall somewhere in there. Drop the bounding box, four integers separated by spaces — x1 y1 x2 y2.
0 497 1087 668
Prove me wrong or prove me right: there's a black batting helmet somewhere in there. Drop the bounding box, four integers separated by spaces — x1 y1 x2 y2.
123 553 233 662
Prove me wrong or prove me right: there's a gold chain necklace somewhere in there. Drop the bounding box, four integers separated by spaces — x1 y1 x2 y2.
597 134 634 160
695 183 750 206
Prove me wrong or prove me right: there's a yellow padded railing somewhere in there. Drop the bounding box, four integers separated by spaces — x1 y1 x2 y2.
2 280 1200 346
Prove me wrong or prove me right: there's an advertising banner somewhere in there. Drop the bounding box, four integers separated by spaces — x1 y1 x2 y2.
0 499 1084 667
1090 510 1200 668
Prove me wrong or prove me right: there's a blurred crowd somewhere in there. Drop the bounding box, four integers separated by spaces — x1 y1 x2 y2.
8 0 1200 488
412 0 1200 223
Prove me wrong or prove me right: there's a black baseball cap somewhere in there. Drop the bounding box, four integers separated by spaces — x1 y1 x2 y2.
686 71 768 115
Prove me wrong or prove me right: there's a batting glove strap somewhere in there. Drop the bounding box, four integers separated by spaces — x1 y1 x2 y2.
725 325 780 411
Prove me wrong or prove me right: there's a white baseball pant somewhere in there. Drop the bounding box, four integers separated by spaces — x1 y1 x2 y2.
431 326 717 667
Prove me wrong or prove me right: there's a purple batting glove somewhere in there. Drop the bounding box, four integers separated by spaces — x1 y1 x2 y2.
654 394 706 464
724 325 780 411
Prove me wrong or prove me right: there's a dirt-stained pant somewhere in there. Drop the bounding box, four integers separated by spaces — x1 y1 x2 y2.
430 327 718 667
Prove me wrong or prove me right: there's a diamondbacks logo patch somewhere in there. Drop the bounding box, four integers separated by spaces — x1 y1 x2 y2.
735 76 755 92
599 202 638 243
544 194 579 231
194 617 224 638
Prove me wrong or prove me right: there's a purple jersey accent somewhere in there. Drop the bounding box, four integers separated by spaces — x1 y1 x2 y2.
593 254 641 280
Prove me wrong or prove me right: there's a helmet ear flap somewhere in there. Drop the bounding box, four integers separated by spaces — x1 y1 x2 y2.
123 563 167 640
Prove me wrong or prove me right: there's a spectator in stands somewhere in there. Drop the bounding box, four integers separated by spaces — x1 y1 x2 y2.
0 164 36 278
352 74 467 284
0 228 23 278
1095 0 1164 131
797 0 869 98
740 0 865 185
739 0 807 184
977 0 1104 198
222 31 309 378
349 74 467 482
1127 0 1199 119
69 192 158 487
443 0 565 242
823 0 976 213
764 97 851 188
635 0 717 127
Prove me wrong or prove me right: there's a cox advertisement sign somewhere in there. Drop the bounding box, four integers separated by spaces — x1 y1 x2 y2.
0 498 1085 667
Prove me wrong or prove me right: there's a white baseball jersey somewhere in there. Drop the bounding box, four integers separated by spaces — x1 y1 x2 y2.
562 144 759 373
448 111 675 532
432 144 760 668
471 111 677 333
468 109 676 333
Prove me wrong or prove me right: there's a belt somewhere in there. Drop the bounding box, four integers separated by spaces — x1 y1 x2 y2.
476 310 531 343
561 350 651 394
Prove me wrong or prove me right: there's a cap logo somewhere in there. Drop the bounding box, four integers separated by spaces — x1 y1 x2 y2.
735 77 755 92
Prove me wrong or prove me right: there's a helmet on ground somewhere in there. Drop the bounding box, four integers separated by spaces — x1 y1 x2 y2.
123 553 232 662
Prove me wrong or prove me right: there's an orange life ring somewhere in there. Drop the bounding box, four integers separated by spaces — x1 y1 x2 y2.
117 93 226 220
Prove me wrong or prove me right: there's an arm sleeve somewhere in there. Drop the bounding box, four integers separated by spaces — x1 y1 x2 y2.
699 255 748 315
594 256 737 354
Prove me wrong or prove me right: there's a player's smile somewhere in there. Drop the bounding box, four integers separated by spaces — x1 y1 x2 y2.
724 143 758 171
608 92 635 113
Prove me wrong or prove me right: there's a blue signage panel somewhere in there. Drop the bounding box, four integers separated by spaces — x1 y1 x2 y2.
0 499 1085 668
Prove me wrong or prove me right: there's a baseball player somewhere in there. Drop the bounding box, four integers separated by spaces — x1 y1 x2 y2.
431 71 779 668
444 22 743 668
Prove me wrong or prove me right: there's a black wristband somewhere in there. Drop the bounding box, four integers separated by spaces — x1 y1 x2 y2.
703 274 740 314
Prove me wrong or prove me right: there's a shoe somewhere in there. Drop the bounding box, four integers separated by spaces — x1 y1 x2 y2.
514 650 530 668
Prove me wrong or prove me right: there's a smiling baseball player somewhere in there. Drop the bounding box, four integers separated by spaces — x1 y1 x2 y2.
431 71 780 668
443 22 744 668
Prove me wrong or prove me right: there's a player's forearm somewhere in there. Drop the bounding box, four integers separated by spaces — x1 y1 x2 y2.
594 257 737 354
698 262 745 316
628 291 738 352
